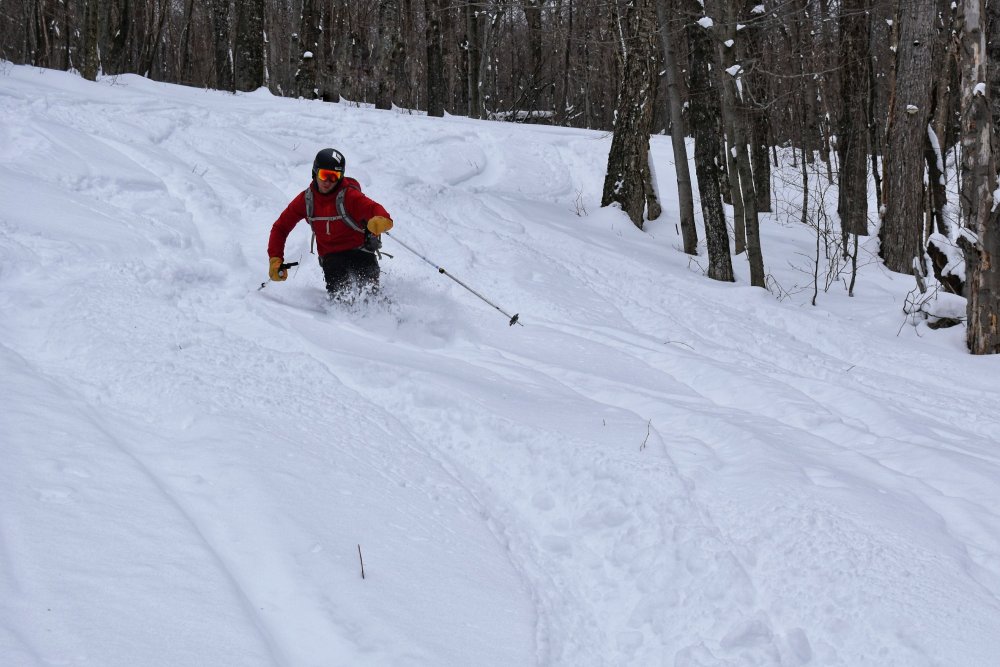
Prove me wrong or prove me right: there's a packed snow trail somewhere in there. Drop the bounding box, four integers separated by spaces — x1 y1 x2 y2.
2 66 1000 666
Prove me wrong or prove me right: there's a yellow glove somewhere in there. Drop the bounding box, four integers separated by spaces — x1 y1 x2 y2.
367 216 393 234
269 257 288 281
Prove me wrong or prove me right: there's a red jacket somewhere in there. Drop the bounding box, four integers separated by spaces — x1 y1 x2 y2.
268 178 391 258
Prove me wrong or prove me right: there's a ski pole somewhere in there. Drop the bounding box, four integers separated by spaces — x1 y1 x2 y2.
258 262 299 290
385 232 521 327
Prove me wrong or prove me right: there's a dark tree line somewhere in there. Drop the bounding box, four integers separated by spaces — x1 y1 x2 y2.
1 0 998 353
1 1 628 128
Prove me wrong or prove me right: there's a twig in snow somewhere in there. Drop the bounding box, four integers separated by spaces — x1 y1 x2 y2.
358 544 365 580
640 419 652 451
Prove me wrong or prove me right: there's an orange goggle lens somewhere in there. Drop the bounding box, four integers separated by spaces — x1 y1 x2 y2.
317 168 343 182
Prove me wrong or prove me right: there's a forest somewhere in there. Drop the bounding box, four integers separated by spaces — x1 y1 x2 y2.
2 0 998 355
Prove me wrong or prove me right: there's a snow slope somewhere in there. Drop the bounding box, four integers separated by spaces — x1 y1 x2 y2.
2 64 999 666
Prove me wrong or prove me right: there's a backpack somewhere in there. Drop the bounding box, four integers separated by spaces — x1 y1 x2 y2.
304 179 364 253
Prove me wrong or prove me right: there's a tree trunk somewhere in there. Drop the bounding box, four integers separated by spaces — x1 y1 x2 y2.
137 0 169 78
322 2 342 103
685 0 734 282
927 0 958 239
924 122 949 237
655 0 698 254
960 0 1000 353
178 0 197 83
393 0 411 107
81 0 100 81
293 0 318 98
556 0 573 125
644 153 663 221
375 0 402 110
59 0 71 70
601 0 659 228
465 2 484 117
440 2 459 113
106 0 129 74
989 0 1000 131
749 111 772 213
212 0 233 91
838 0 871 237
234 0 265 92
741 2 771 212
724 134 745 253
879 0 938 274
868 50 884 212
794 0 818 164
520 0 545 113
30 0 47 68
706 0 765 286
426 0 446 117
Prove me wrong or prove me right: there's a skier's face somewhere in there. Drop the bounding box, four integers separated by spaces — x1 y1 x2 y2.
316 168 341 194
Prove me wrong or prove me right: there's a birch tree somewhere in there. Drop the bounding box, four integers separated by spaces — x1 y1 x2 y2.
958 0 1000 353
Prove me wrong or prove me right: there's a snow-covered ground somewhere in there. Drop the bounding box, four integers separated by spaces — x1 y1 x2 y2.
2 64 999 666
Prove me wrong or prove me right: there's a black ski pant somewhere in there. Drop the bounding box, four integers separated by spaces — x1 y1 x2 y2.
319 248 379 298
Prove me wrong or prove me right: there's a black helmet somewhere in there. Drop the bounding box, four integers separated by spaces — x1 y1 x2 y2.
312 148 346 182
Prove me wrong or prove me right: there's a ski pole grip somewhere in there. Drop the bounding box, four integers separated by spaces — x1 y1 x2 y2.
281 262 299 270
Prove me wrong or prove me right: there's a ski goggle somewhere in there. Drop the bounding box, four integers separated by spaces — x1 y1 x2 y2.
316 168 343 182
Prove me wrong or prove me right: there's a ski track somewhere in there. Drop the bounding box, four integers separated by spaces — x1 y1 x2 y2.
3 68 1000 666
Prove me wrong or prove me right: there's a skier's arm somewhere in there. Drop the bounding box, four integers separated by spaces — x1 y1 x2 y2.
268 193 307 259
345 189 392 232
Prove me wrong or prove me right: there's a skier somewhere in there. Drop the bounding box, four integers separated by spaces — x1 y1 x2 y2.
267 148 394 300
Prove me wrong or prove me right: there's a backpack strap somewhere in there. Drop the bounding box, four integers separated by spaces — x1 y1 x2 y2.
334 187 365 232
303 181 366 254
305 188 317 254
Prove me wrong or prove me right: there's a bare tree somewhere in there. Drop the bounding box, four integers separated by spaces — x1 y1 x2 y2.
426 0 446 117
212 0 233 91
838 0 871 240
705 0 766 286
293 0 319 98
958 0 1000 353
519 0 546 113
105 0 130 74
655 0 698 255
81 0 100 81
375 0 403 110
602 0 660 228
879 0 939 275
234 0 265 92
684 0 734 282
463 2 485 117
741 1 770 213
177 0 198 83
